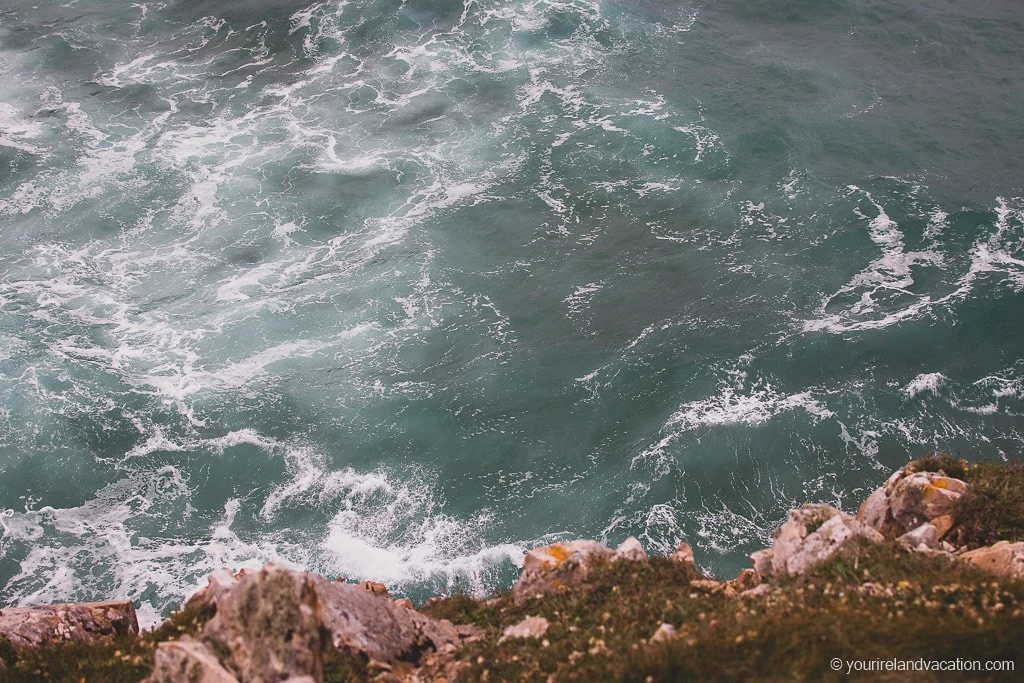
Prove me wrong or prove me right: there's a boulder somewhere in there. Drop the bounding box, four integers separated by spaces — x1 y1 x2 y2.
499 616 550 642
857 484 902 538
314 578 467 663
959 541 1024 578
649 623 676 643
147 639 239 683
512 540 614 605
930 514 955 539
889 472 967 532
0 601 138 650
750 548 774 581
858 470 968 540
897 523 939 552
753 504 883 579
613 537 648 562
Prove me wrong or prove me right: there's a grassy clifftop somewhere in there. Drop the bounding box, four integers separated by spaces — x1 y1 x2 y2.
2 454 1023 682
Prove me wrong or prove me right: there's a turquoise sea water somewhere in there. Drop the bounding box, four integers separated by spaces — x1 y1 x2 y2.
0 0 1022 624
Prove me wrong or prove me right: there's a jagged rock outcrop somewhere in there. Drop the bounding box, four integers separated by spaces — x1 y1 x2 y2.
201 566 327 682
858 470 967 540
0 601 138 649
669 542 695 568
183 569 241 615
613 537 648 562
751 504 884 579
512 539 615 605
148 565 476 683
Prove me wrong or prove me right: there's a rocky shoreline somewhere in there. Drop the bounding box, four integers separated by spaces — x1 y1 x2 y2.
2 454 1023 681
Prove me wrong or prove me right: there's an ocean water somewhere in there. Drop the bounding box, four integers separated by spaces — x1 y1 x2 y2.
0 0 1022 625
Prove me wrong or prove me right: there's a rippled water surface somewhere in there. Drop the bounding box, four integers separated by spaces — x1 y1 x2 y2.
1 0 1022 624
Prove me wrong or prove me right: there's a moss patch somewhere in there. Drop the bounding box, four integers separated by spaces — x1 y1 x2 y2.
906 453 972 480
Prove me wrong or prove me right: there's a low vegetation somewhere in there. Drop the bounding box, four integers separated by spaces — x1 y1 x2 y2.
422 544 1023 682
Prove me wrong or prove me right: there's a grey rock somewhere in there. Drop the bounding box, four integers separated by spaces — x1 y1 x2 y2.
755 504 883 579
202 566 325 683
897 523 939 551
858 470 968 539
195 565 468 682
889 472 967 533
499 616 550 642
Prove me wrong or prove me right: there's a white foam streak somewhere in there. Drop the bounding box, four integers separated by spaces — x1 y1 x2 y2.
261 448 524 592
905 372 946 398
635 379 833 476
0 103 46 154
803 187 945 333
0 470 291 627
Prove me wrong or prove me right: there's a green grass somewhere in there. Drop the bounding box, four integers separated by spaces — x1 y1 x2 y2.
418 546 1024 682
0 635 152 683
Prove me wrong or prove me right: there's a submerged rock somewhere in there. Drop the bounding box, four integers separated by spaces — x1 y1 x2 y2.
751 504 883 579
0 601 138 650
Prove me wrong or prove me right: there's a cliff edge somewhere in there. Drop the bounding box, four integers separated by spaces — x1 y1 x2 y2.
2 454 1023 681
